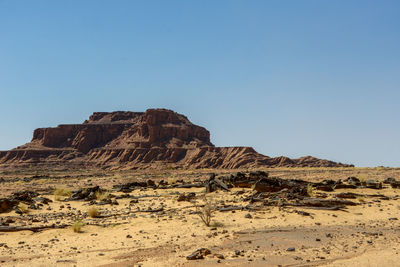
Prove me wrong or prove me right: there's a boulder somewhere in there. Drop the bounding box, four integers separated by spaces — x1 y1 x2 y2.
67 186 105 201
253 177 308 196
177 192 196 202
186 248 211 260
0 198 19 213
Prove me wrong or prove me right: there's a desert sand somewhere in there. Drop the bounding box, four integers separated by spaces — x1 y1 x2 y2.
0 167 399 267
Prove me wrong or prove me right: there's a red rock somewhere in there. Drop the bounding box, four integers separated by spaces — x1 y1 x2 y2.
0 109 354 169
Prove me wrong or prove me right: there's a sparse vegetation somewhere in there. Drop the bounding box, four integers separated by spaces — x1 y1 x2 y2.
72 219 84 233
211 221 225 227
356 196 366 203
168 178 178 185
1 167 400 266
54 188 72 201
307 184 314 197
113 173 122 179
37 178 49 184
95 191 109 201
88 207 99 218
358 176 367 183
165 165 177 170
197 198 214 227
17 203 30 214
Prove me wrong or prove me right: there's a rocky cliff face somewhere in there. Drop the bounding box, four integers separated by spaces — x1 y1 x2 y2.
0 109 353 169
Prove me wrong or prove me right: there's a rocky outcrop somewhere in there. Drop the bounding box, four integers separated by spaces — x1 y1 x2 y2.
86 146 271 169
0 109 353 169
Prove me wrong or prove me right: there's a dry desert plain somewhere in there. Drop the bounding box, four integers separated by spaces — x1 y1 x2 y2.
0 167 400 267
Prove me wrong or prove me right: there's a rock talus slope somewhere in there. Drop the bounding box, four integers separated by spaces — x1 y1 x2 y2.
0 109 353 169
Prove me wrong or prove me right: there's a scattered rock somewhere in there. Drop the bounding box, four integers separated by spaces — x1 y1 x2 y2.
0 198 19 213
215 254 225 259
67 186 105 201
364 180 383 189
205 175 230 193
177 192 196 202
253 177 308 195
244 213 252 219
345 177 361 186
186 248 211 260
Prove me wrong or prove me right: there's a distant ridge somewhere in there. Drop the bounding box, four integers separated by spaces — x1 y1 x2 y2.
0 109 354 169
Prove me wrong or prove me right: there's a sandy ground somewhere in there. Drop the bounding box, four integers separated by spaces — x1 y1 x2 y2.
0 167 399 267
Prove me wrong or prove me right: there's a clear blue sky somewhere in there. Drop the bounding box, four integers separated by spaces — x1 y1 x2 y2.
1 1 399 167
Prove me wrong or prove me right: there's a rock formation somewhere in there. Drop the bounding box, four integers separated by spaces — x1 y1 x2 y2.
0 109 353 169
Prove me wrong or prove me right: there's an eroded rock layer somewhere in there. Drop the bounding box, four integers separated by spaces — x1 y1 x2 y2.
0 109 353 169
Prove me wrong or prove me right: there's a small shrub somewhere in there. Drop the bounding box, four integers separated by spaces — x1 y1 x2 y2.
54 188 72 201
358 176 367 184
307 184 314 197
356 196 366 203
88 207 99 218
72 220 84 233
211 221 225 227
95 191 109 201
37 178 48 184
165 165 176 170
17 203 30 214
197 198 214 227
169 178 178 185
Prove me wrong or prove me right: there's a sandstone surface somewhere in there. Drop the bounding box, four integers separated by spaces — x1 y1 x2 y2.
0 109 353 169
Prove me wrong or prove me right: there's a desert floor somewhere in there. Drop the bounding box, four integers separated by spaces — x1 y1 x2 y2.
0 167 399 267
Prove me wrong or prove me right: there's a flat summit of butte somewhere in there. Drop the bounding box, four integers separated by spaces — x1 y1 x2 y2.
0 109 353 169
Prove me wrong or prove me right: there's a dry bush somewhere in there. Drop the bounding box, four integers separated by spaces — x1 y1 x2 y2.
17 203 30 214
196 198 214 227
211 221 225 227
168 178 178 185
88 207 99 218
72 220 84 233
165 165 176 171
54 188 72 201
95 191 109 201
356 196 366 203
307 184 314 197
358 175 367 183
